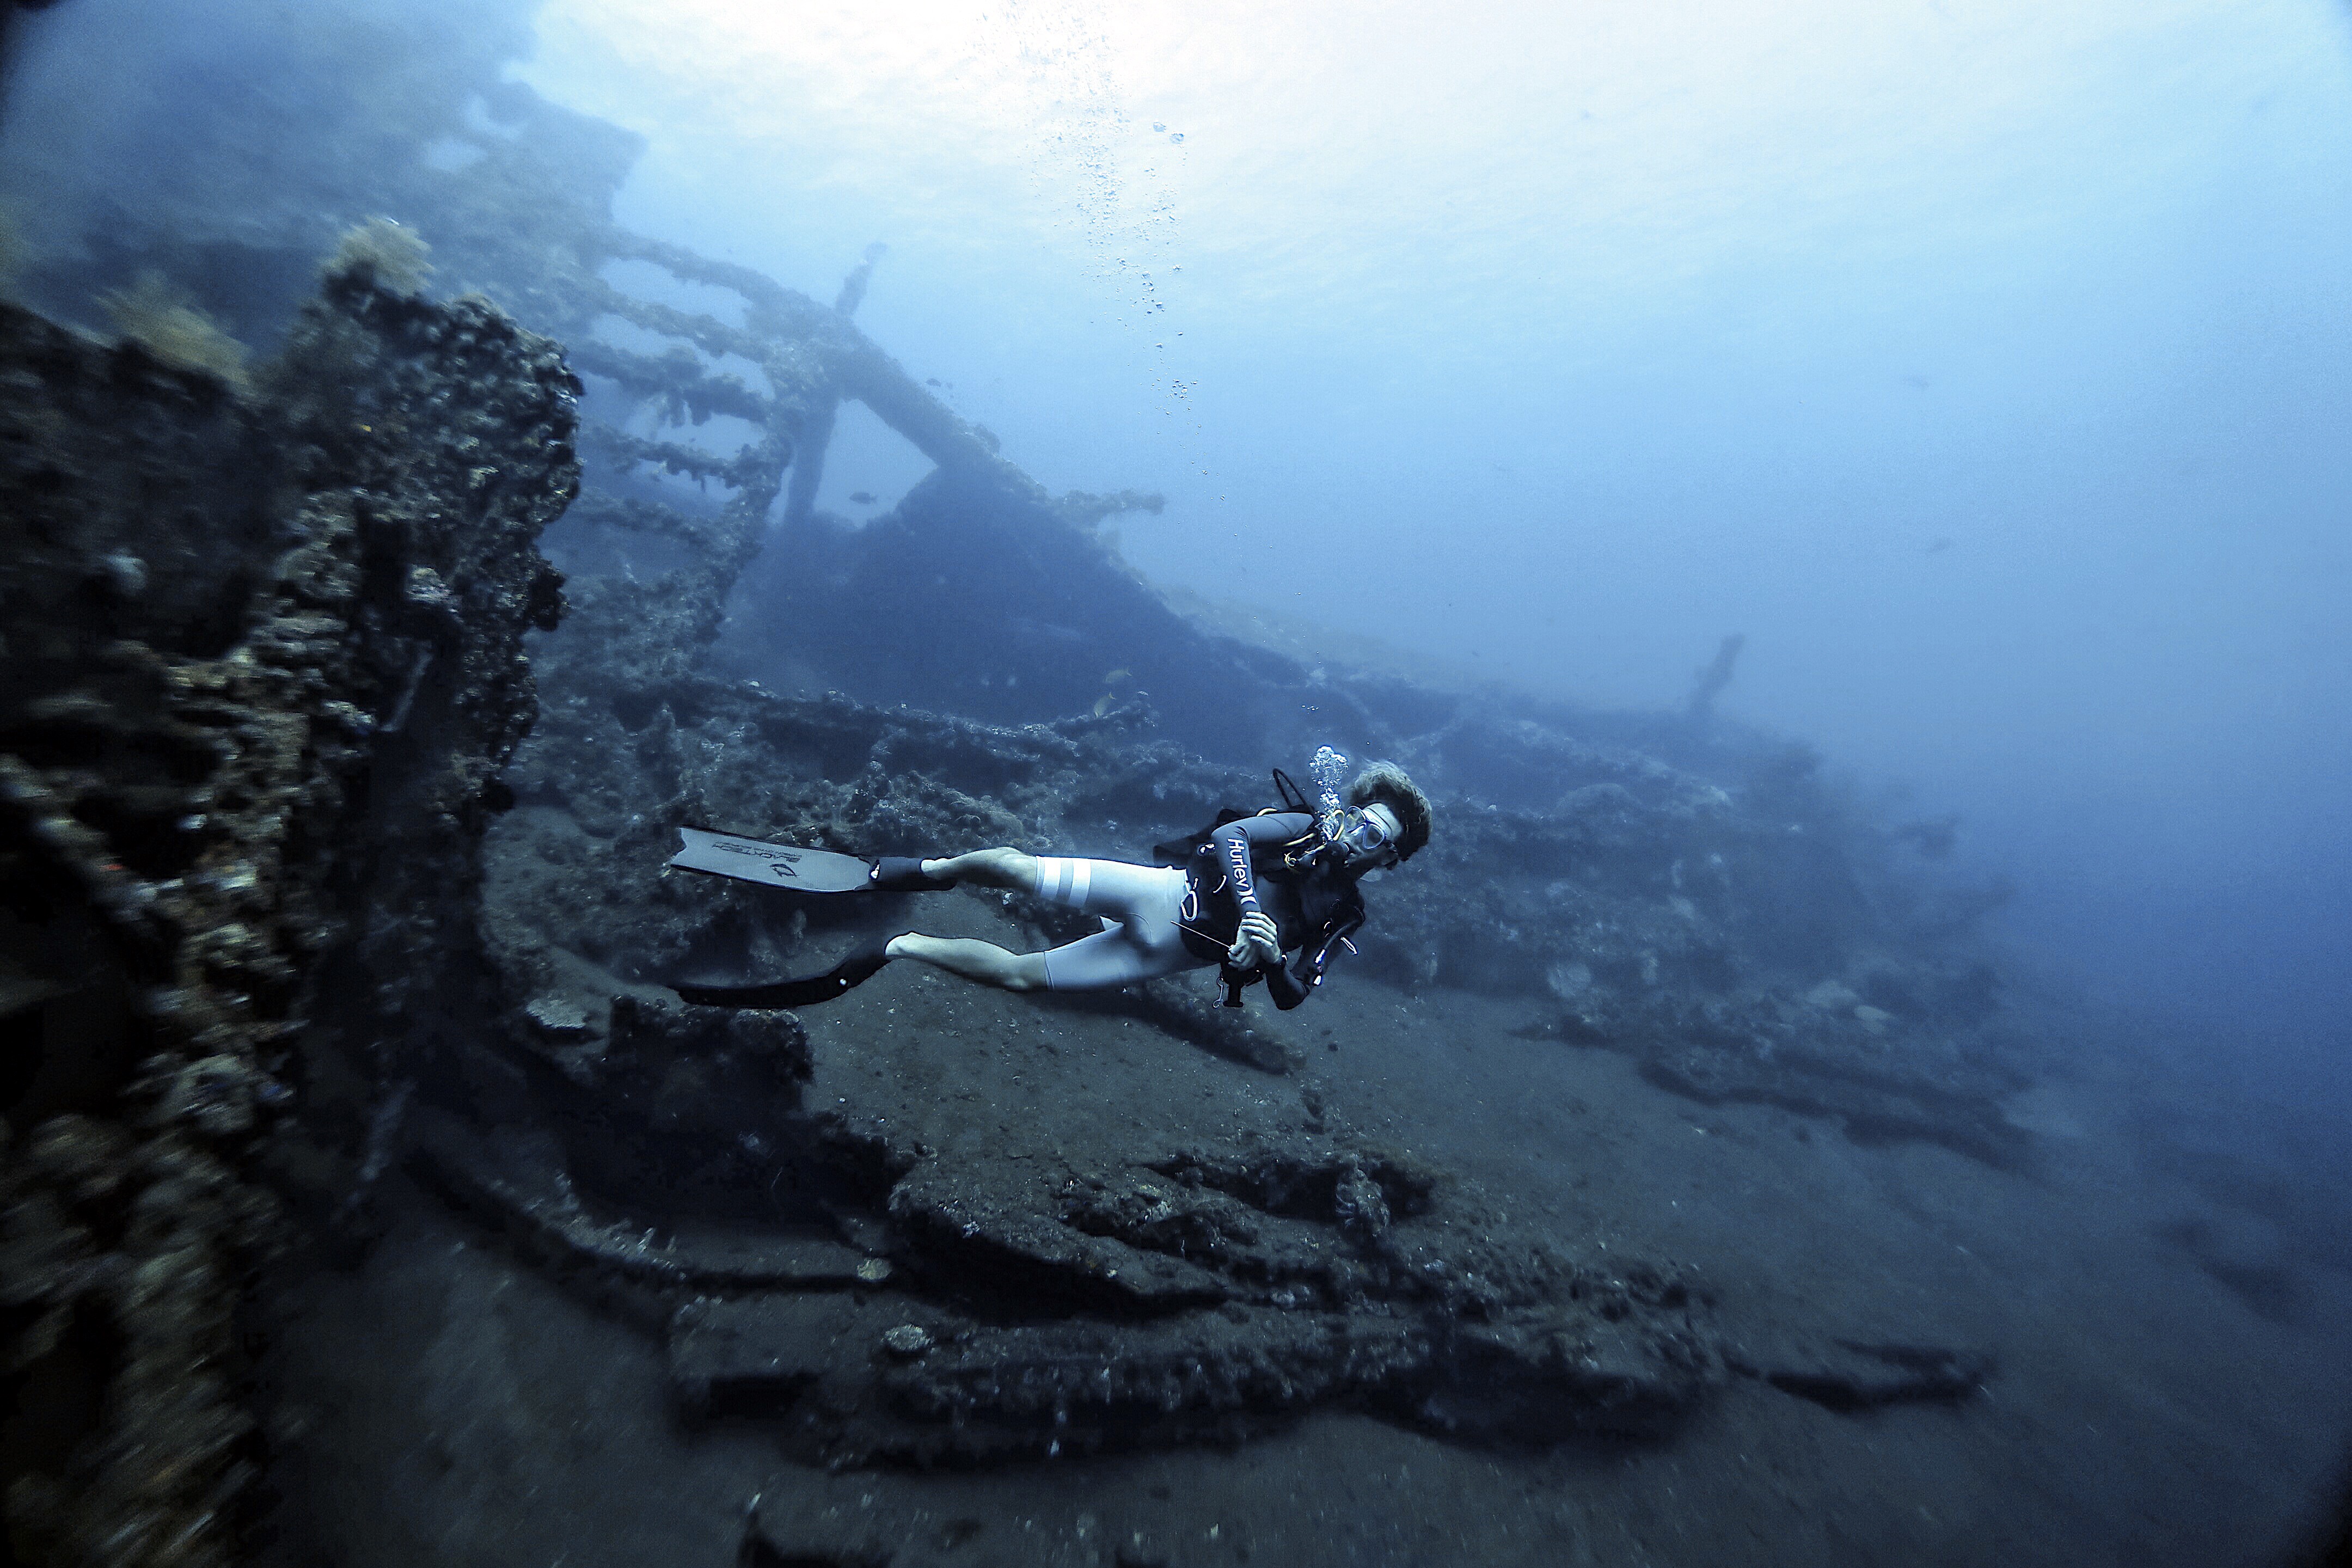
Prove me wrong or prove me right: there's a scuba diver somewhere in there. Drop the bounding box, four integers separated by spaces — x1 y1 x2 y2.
669 751 1432 1012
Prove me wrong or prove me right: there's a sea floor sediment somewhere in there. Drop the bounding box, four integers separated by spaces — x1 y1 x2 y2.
258 968 2352 1568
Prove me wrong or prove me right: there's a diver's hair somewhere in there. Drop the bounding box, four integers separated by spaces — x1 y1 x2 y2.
1346 761 1432 860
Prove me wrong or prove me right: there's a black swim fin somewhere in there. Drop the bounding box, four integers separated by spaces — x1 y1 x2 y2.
867 856 957 893
672 944 893 1009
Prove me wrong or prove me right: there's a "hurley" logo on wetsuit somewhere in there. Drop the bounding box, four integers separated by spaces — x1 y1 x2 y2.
1224 835 1253 902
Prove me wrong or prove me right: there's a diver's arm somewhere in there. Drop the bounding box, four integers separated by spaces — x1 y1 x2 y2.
1269 907 1366 1010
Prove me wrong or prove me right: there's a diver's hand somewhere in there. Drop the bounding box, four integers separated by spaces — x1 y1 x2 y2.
1227 911 1280 969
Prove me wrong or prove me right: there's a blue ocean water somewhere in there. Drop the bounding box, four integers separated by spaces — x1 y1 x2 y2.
4 2 2350 1564
516 0 2352 1079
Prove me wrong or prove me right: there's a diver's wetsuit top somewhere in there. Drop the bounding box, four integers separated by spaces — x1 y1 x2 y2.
1186 811 1367 1009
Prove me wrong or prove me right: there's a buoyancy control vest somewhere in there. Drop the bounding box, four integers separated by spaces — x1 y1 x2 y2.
1152 771 1369 1000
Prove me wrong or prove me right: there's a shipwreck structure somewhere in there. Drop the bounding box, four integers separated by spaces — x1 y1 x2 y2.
1 12 2025 1567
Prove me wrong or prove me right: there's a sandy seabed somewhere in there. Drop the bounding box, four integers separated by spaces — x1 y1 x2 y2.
263 944 2352 1568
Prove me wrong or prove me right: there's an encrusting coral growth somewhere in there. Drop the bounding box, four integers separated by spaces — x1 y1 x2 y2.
320 216 433 295
0 247 575 1568
98 271 252 391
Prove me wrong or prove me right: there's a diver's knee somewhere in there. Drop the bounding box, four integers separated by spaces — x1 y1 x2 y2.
970 846 1036 889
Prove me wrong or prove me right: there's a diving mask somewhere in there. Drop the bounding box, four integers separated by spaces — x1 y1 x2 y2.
1333 804 1398 859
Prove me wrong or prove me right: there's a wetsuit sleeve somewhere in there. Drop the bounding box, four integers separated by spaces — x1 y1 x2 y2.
1267 905 1366 1010
1206 812 1315 921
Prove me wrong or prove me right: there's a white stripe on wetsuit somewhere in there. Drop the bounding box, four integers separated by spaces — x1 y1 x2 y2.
1033 856 1092 907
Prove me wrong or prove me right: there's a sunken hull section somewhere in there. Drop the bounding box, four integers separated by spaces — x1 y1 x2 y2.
0 268 577 1567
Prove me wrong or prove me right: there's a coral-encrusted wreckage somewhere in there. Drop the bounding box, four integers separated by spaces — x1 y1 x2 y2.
0 268 574 1561
1 17 2020 1568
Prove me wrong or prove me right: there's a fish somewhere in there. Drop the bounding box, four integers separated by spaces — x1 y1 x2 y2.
848 491 877 505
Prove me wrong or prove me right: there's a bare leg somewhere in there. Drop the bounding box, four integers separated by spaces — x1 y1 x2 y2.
887 848 1049 989
919 846 1036 891
884 933 1048 991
